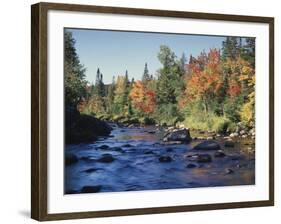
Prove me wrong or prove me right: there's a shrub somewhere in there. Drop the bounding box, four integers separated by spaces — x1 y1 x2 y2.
155 104 180 126
183 111 234 134
139 117 155 125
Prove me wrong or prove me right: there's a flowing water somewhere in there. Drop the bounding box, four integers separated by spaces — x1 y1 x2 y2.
65 124 255 194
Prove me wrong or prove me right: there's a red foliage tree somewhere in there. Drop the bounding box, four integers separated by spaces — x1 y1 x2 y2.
179 49 223 113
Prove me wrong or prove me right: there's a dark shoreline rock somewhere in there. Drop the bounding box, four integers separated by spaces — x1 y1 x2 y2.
65 107 112 144
65 153 78 166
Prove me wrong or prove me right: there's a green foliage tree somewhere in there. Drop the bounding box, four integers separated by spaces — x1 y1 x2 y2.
241 37 255 68
106 76 116 114
113 74 129 115
64 31 87 107
156 45 185 125
94 68 105 97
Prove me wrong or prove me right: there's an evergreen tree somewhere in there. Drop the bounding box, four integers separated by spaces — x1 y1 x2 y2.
179 53 187 76
64 31 86 107
222 37 240 61
142 63 151 84
242 37 255 68
106 76 116 113
157 46 178 105
189 54 196 64
94 68 105 97
95 68 100 86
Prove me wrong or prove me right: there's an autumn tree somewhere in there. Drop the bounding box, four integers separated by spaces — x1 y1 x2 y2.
182 49 223 114
222 56 255 124
129 81 156 115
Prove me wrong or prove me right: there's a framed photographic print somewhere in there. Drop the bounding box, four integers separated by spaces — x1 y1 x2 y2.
31 2 274 221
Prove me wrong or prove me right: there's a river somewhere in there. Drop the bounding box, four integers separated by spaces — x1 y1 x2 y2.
65 124 255 194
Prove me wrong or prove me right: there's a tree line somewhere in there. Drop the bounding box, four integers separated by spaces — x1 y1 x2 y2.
65 31 255 133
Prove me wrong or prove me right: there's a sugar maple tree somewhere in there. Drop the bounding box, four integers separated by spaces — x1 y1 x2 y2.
129 81 156 114
180 49 223 113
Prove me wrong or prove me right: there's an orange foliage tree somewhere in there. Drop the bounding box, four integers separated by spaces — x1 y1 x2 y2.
129 80 156 114
179 49 223 113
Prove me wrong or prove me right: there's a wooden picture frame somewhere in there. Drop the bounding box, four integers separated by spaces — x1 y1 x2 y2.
31 2 274 221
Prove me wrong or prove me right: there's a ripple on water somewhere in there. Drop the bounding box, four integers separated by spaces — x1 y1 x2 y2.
65 126 255 194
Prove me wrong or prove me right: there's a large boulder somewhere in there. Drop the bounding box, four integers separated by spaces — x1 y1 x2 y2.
193 140 221 151
65 107 112 144
163 128 192 143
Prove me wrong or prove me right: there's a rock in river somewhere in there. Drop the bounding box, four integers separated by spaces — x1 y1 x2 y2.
97 154 115 163
83 168 101 173
99 144 110 150
80 185 101 193
225 168 234 175
122 144 133 148
214 150 226 158
65 153 78 166
193 140 221 151
224 140 235 147
187 153 212 163
163 128 192 143
186 163 197 168
159 156 172 162
197 154 212 163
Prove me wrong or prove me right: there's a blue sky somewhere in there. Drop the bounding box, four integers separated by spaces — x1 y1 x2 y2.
67 28 226 84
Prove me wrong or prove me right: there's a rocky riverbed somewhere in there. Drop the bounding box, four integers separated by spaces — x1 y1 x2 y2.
65 124 255 194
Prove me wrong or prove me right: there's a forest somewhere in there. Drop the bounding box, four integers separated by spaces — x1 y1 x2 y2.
65 31 255 134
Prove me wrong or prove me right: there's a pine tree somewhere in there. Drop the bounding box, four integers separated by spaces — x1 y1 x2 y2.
94 68 105 97
95 68 100 86
242 37 255 68
179 53 186 76
106 76 116 113
142 63 151 84
222 37 240 61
